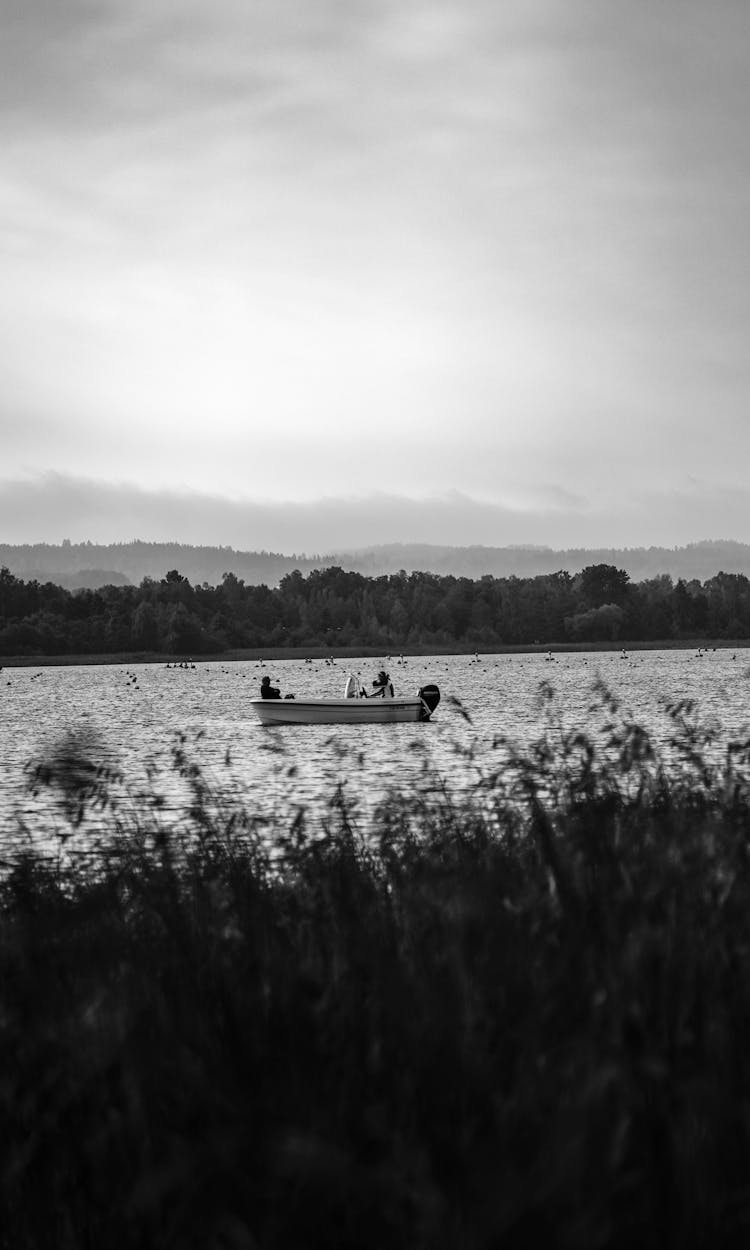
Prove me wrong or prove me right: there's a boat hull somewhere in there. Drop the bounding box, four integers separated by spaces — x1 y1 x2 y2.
250 698 428 725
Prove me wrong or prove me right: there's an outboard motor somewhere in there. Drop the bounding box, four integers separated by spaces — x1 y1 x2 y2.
418 683 441 721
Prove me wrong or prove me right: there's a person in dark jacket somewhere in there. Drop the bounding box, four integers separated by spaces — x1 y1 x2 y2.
260 675 282 699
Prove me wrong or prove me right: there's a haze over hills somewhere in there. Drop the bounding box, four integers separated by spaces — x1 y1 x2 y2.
3 540 750 590
331 541 750 583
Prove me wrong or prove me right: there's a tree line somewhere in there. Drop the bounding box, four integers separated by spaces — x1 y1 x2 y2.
1 562 750 656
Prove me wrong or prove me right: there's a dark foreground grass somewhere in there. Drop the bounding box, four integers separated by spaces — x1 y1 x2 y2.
4 687 750 1248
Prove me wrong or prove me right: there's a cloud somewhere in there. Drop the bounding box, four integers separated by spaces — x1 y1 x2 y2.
1 471 749 554
2 1 750 537
0 472 588 552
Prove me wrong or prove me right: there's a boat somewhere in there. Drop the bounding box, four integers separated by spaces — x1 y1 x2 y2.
250 683 441 726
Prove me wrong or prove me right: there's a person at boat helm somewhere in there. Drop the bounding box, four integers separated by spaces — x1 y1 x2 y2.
369 669 394 699
260 675 295 700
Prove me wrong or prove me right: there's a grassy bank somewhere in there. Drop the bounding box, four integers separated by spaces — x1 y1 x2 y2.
4 693 750 1247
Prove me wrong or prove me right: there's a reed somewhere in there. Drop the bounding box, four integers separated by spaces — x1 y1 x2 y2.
3 685 750 1247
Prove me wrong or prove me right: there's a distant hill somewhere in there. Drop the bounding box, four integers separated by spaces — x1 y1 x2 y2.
332 541 750 583
30 568 133 591
2 539 750 588
0 542 319 589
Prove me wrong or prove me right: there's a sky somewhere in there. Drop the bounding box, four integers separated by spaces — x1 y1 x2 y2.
2 0 750 552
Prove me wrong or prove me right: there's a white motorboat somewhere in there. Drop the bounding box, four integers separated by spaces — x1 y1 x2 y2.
250 683 441 726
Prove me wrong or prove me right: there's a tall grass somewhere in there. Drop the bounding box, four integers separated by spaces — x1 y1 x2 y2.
3 684 750 1247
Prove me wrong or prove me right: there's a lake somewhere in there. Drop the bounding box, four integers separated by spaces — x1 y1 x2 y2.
2 647 750 848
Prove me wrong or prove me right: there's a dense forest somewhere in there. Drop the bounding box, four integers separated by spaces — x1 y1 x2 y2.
5 538 750 589
2 562 750 656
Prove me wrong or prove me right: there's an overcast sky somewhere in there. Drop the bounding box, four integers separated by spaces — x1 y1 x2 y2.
2 0 749 552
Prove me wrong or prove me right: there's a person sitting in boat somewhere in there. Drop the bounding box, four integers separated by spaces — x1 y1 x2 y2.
260 675 282 699
370 669 394 699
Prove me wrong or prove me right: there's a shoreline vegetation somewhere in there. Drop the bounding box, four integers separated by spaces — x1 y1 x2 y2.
4 689 750 1245
3 561 750 661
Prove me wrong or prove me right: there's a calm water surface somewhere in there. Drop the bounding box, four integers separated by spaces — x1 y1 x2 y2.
1 648 749 844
